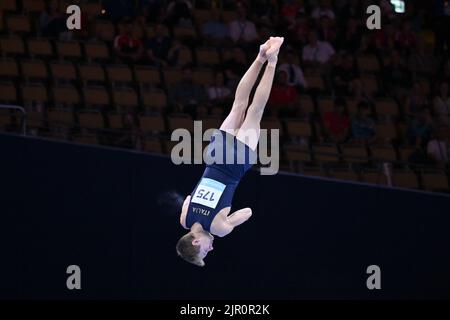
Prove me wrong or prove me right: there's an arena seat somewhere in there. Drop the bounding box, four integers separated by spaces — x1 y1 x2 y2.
84 41 110 62
313 144 340 163
134 66 161 87
0 58 18 79
196 47 220 66
78 111 104 129
22 0 46 14
167 113 194 132
421 171 449 192
284 118 312 139
393 170 419 189
139 114 166 133
141 89 167 111
370 145 398 163
106 65 134 86
6 15 31 34
79 63 106 85
21 83 48 107
144 137 163 154
27 38 53 58
53 85 80 108
47 109 75 127
340 144 368 163
0 35 25 56
21 60 48 82
50 61 78 83
56 41 83 60
0 82 17 103
83 86 110 109
112 88 139 109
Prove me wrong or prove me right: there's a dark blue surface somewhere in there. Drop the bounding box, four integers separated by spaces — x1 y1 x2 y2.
1 133 450 299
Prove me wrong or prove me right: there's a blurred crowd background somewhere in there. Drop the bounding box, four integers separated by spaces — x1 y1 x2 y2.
0 0 449 192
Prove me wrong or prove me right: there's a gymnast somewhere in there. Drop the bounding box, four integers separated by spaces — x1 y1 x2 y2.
176 37 284 266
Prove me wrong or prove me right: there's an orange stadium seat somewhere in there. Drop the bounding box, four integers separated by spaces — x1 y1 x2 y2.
0 58 18 79
192 68 214 86
313 144 340 163
421 171 449 192
173 26 197 41
370 145 397 162
134 66 161 87
163 68 183 86
83 86 110 109
84 42 110 62
304 75 325 90
393 170 419 189
340 144 368 163
112 88 139 109
0 82 17 103
141 89 167 111
0 36 25 56
79 64 106 84
201 116 222 131
106 65 134 86
361 170 388 185
21 60 48 82
50 61 78 83
375 98 399 119
357 55 380 73
56 41 83 60
168 113 194 132
6 15 31 34
95 20 116 42
107 113 123 129
21 84 48 106
139 114 166 133
329 169 360 182
196 47 220 66
47 109 75 127
78 111 104 129
375 122 398 142
53 85 80 108
0 0 17 12
284 143 312 165
144 137 163 154
284 119 312 138
317 97 334 115
72 134 99 145
22 0 46 13
27 38 53 58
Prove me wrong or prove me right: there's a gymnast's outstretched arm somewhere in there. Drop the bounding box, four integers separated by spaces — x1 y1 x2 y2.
226 208 252 227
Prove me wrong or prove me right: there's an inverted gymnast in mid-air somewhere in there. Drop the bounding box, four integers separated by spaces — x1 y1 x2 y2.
177 37 284 266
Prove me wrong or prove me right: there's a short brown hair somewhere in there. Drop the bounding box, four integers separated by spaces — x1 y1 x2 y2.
176 233 205 267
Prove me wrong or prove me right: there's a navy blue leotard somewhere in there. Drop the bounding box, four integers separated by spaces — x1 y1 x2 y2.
185 129 257 232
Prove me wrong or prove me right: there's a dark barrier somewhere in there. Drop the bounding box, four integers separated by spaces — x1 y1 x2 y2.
1 133 450 299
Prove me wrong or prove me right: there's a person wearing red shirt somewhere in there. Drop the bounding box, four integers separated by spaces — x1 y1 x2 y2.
114 18 144 64
268 70 300 117
323 98 350 143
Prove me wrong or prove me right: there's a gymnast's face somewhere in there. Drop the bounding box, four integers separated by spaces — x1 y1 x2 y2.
192 231 214 259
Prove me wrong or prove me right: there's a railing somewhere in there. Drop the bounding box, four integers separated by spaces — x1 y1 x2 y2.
0 104 27 135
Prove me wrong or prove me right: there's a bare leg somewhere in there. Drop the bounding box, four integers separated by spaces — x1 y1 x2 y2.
219 41 270 135
236 37 284 150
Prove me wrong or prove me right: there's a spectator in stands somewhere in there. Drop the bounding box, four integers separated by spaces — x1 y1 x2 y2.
287 14 310 50
114 19 144 64
427 129 449 165
146 24 171 67
407 109 433 147
433 0 450 57
370 23 396 57
140 0 163 24
350 102 376 143
168 64 207 118
268 70 300 117
201 8 229 46
405 82 429 118
335 18 362 53
223 47 248 91
280 0 306 26
207 72 232 104
395 20 417 55
408 38 435 79
228 5 259 48
164 0 194 27
323 98 350 143
311 0 336 21
317 16 336 44
433 81 450 126
382 50 412 102
39 0 67 38
278 48 308 90
302 30 335 72
103 0 136 23
166 39 191 67
331 53 360 96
